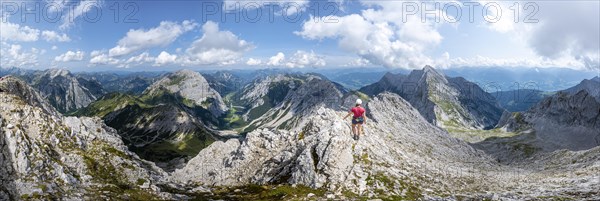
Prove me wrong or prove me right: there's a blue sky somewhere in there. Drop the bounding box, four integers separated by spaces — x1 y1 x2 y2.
1 0 599 72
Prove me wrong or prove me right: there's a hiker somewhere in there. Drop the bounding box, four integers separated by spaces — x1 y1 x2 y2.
344 99 367 140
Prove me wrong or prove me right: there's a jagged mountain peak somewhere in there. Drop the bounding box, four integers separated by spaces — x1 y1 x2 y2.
172 69 199 78
382 71 396 78
0 76 60 117
149 69 209 90
145 69 227 117
31 68 103 113
360 65 503 131
238 73 348 132
240 73 309 102
422 65 436 72
412 65 446 83
288 76 346 110
44 68 72 78
563 76 600 101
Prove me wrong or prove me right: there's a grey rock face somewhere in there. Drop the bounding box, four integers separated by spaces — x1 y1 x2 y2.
32 69 105 113
525 91 599 151
237 74 305 121
358 72 407 96
144 69 227 117
242 75 346 131
487 90 600 164
0 77 171 199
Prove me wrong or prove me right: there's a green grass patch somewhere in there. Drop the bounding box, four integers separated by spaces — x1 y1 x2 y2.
365 172 423 200
511 142 540 157
167 75 186 86
167 184 326 201
221 106 249 129
136 178 146 186
200 97 215 108
103 145 129 160
445 127 518 143
352 91 370 102
144 132 215 158
182 98 196 108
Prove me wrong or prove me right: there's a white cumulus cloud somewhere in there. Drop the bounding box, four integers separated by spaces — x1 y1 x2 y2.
266 51 326 68
154 51 177 66
480 1 599 70
42 31 71 42
0 43 39 67
267 52 286 66
90 53 120 65
527 2 599 63
246 58 262 66
109 20 197 57
55 50 85 62
296 1 447 69
181 21 253 65
286 50 326 68
0 21 40 42
345 58 371 67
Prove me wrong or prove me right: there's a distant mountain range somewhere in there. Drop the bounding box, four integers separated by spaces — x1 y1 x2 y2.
493 89 552 112
1 66 599 200
478 77 600 162
75 71 162 95
438 67 596 92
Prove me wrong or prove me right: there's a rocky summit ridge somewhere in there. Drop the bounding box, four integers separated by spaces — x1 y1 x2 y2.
0 76 173 200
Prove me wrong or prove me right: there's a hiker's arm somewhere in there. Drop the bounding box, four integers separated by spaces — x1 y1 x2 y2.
343 112 352 120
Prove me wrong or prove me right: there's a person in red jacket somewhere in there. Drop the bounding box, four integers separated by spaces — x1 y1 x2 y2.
344 99 367 140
